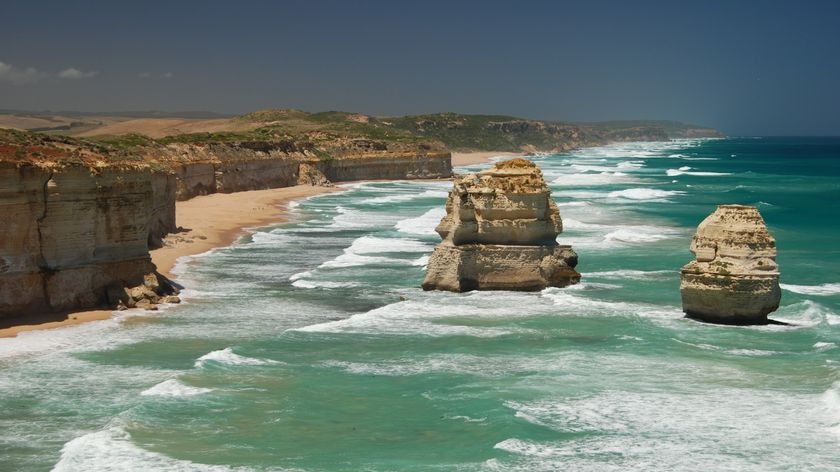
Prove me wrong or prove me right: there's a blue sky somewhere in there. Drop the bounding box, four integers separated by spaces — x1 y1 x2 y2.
1 0 838 135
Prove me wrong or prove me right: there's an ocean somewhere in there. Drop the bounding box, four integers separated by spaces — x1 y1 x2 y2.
1 137 839 471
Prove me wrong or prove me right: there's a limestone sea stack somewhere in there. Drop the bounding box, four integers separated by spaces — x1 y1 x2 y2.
680 204 781 324
422 158 580 292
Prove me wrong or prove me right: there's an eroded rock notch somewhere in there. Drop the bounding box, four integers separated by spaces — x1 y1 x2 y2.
422 158 580 292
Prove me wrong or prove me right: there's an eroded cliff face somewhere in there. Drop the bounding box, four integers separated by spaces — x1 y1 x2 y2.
0 131 452 319
0 163 160 316
423 158 579 292
149 172 177 248
155 142 451 200
156 142 308 200
318 152 451 182
680 205 781 324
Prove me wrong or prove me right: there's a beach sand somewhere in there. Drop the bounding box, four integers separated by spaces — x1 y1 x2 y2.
151 185 339 278
0 184 339 338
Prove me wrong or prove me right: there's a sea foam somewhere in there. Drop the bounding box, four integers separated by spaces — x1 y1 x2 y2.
345 235 431 254
194 347 281 367
319 234 429 269
770 300 840 327
53 427 234 472
552 172 636 186
395 208 446 235
666 167 732 176
822 382 840 438
780 283 840 296
318 253 408 269
359 189 449 204
585 269 675 280
140 379 212 397
606 188 685 201
292 279 359 289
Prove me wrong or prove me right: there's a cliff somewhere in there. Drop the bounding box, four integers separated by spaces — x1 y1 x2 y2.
0 129 451 319
680 205 781 324
0 162 159 315
423 158 580 291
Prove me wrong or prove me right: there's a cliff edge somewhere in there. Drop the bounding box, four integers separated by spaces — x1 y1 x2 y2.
0 129 451 319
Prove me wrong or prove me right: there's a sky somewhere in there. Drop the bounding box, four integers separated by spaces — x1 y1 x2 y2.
1 0 838 135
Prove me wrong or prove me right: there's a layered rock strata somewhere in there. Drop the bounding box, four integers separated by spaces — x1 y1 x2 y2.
422 158 579 291
0 163 175 316
680 205 781 324
160 144 450 200
0 131 452 319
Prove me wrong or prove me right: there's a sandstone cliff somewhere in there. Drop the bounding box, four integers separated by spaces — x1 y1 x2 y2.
423 158 579 291
0 162 163 315
0 129 451 319
146 140 450 200
680 205 781 324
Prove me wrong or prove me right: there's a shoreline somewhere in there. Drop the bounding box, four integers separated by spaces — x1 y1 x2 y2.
0 184 340 338
0 151 515 338
451 151 520 166
151 185 340 279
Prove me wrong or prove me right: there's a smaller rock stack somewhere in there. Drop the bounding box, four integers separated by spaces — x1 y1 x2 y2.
422 158 580 292
680 204 781 324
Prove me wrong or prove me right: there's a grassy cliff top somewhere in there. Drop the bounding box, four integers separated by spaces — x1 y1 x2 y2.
232 109 721 151
1 109 722 167
0 125 441 170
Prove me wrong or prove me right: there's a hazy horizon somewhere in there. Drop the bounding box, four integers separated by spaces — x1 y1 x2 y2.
2 0 839 136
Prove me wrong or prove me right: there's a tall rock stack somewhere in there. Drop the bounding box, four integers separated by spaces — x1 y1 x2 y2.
422 158 580 292
680 204 781 324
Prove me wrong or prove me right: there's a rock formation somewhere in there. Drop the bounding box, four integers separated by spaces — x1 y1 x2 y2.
0 129 452 319
108 272 181 311
297 162 333 186
0 163 180 316
680 204 781 324
422 158 580 291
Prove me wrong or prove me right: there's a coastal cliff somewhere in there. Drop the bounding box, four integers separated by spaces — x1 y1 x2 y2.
0 162 159 315
0 129 451 318
149 141 450 200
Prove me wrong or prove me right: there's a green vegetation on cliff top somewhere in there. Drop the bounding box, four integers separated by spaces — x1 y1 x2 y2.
232 109 721 152
1 110 722 167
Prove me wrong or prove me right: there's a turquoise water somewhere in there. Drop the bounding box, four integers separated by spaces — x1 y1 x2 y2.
2 138 839 471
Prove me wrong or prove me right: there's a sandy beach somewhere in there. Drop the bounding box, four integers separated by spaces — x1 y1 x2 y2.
151 185 339 278
0 184 339 338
